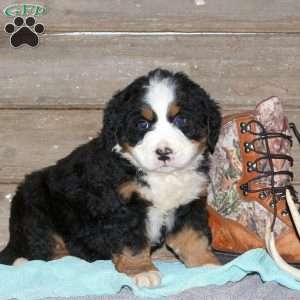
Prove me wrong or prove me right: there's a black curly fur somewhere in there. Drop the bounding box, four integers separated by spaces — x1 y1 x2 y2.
0 69 221 265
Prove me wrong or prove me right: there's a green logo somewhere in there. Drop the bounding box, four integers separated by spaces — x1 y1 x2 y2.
3 3 47 17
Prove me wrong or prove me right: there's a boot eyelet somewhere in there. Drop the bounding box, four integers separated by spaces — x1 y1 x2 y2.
244 142 255 153
240 183 247 190
240 183 249 195
240 122 251 133
247 161 257 172
259 191 267 199
281 209 289 216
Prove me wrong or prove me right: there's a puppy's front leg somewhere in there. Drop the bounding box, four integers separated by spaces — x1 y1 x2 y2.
112 247 161 288
166 226 220 267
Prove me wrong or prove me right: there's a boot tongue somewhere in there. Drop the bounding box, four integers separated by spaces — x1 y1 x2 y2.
256 96 287 133
254 96 292 188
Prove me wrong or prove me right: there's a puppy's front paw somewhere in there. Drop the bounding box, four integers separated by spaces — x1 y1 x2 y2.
13 257 28 266
202 263 221 268
132 270 161 288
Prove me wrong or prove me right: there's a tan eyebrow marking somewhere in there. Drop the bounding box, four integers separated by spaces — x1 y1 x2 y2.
168 102 181 117
141 106 154 121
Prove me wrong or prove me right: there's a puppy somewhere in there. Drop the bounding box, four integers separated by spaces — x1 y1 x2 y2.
0 69 221 288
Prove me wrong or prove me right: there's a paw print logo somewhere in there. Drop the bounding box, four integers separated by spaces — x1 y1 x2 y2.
5 16 45 48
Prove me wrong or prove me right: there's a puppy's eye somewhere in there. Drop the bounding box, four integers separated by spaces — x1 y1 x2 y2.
136 119 151 131
173 115 187 128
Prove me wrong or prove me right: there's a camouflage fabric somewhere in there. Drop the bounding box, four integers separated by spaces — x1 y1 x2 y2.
208 97 292 239
255 98 292 187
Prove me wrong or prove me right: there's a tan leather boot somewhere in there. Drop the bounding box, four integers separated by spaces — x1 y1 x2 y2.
208 96 300 264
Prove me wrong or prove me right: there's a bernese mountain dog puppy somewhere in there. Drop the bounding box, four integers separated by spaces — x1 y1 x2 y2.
0 69 221 288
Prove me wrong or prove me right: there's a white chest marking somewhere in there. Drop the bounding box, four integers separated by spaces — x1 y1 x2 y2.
146 207 175 244
140 168 208 243
141 169 207 210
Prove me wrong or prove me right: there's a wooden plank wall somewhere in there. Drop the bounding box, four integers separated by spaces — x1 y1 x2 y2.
0 0 300 249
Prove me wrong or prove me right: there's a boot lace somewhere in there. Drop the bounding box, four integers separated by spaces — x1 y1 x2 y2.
239 121 300 231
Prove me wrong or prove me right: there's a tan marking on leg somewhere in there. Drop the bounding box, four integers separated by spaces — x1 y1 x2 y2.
112 247 161 288
168 102 180 117
166 227 220 267
141 106 154 121
118 181 141 200
51 234 70 260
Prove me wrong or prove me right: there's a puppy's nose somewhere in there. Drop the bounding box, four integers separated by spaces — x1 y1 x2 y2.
155 147 173 161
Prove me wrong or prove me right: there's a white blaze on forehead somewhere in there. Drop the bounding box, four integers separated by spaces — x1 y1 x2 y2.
127 73 200 173
144 77 175 119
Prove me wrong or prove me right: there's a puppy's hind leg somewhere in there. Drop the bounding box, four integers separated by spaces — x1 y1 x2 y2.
0 242 21 265
167 199 221 268
166 226 220 268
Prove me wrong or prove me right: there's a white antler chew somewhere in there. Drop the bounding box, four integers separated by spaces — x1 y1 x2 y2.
286 189 300 237
265 189 300 281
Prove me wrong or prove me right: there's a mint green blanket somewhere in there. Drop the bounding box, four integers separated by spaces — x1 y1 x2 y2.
0 249 300 300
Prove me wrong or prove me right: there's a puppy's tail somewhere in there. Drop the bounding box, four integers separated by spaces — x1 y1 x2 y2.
0 242 19 265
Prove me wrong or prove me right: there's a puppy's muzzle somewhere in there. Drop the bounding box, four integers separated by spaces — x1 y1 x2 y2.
155 147 173 162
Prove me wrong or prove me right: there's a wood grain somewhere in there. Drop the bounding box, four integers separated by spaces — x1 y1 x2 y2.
0 185 13 249
0 110 299 184
0 110 101 184
0 34 300 109
1 0 300 33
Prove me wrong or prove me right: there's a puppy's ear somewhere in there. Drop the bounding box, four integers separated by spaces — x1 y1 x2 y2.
101 90 127 150
207 100 222 153
101 75 147 150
